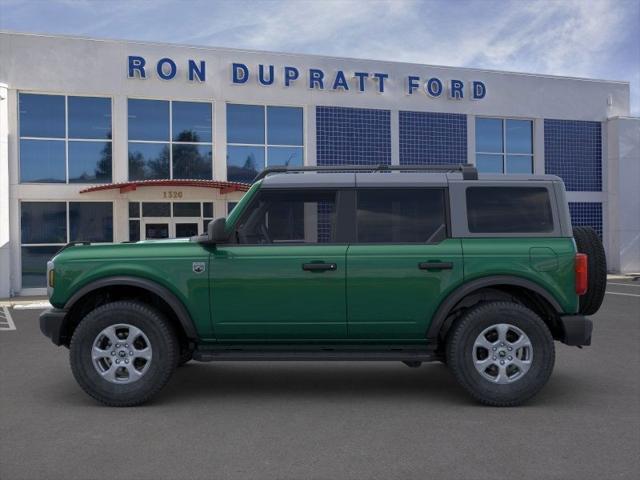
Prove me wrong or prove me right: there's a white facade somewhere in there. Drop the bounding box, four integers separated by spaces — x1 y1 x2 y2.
0 32 638 297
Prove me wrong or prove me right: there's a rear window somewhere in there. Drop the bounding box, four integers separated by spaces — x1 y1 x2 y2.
466 187 554 233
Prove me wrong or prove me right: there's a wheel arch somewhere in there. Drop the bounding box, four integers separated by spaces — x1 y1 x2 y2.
427 275 563 343
60 276 198 347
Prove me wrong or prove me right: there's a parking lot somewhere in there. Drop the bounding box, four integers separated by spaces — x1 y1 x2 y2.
1 279 638 480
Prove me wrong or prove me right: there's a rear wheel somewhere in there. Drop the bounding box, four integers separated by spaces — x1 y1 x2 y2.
70 301 179 407
573 226 607 315
446 301 555 407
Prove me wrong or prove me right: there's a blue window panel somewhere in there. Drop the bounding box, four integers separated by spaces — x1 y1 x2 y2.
172 101 212 143
129 202 140 218
172 144 212 179
21 246 62 288
506 155 533 174
400 111 467 165
129 220 140 242
69 202 113 242
227 104 265 144
267 146 304 167
20 139 66 183
544 119 602 191
203 202 214 218
506 119 532 154
227 202 238 215
476 154 503 173
68 141 112 183
128 99 170 141
19 93 65 138
569 202 603 238
21 202 67 244
68 96 112 139
475 117 502 153
267 106 303 146
128 142 170 180
316 106 391 166
227 145 265 183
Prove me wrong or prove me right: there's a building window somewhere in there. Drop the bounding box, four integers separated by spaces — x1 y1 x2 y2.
128 99 213 181
19 93 112 183
316 106 391 166
226 104 304 183
128 201 214 241
569 202 603 238
544 119 602 192
399 111 467 165
20 202 113 288
475 118 533 174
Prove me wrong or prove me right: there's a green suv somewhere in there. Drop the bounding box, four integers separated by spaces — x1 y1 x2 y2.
40 165 606 407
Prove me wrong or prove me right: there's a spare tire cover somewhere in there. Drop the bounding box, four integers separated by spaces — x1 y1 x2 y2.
573 226 607 315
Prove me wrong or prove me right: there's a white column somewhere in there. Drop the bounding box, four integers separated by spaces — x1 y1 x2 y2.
214 101 227 180
533 118 545 174
390 109 399 165
606 117 640 273
306 105 316 166
112 95 128 183
0 83 10 297
466 115 475 165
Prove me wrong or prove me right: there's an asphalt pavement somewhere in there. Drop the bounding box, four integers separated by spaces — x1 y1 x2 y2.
1 279 639 480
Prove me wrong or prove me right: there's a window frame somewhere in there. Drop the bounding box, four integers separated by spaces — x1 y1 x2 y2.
353 187 450 245
475 116 534 174
128 201 215 241
18 92 114 184
228 187 348 246
448 181 562 238
127 98 214 181
19 200 115 290
226 103 306 181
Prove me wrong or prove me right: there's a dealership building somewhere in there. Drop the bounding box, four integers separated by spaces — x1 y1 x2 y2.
0 31 638 296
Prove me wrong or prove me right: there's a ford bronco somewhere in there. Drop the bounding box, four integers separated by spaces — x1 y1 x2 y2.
40 164 606 407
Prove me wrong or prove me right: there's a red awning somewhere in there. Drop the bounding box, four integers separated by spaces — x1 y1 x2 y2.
79 179 251 194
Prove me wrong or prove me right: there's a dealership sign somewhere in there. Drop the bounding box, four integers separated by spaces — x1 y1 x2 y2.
127 56 486 100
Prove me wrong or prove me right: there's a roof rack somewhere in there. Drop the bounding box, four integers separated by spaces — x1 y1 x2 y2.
252 164 478 182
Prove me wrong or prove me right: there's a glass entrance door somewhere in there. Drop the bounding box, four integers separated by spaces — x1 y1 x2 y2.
141 218 202 240
174 218 201 238
143 219 171 239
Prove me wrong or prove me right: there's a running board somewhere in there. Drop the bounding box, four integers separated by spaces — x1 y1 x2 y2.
193 348 438 362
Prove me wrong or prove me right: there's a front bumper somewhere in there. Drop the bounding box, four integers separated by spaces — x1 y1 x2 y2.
558 315 593 346
39 308 68 346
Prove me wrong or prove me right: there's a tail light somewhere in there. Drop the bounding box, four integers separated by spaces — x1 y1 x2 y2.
575 253 588 295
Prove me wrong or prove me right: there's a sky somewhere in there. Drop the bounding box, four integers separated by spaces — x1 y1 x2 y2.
1 0 638 114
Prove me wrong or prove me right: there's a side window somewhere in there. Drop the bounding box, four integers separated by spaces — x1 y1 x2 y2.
236 190 337 244
466 187 554 233
356 189 447 243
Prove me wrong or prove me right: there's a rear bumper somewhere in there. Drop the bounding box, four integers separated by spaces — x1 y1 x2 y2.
39 308 68 346
558 315 593 346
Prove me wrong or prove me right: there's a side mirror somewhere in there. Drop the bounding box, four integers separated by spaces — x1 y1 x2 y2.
207 217 229 244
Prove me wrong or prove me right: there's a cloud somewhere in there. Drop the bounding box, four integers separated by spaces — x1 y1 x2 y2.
1 0 638 113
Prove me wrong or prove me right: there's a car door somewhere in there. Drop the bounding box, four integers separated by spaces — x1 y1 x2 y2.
346 186 463 340
210 188 348 340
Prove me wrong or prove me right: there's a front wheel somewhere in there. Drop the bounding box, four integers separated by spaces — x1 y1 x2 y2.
446 301 555 407
70 301 179 407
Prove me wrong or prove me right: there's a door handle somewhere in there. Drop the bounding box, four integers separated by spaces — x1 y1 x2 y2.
302 262 337 272
418 261 453 270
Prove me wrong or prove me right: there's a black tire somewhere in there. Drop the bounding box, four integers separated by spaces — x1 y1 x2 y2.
70 301 179 407
446 302 555 407
573 226 607 315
